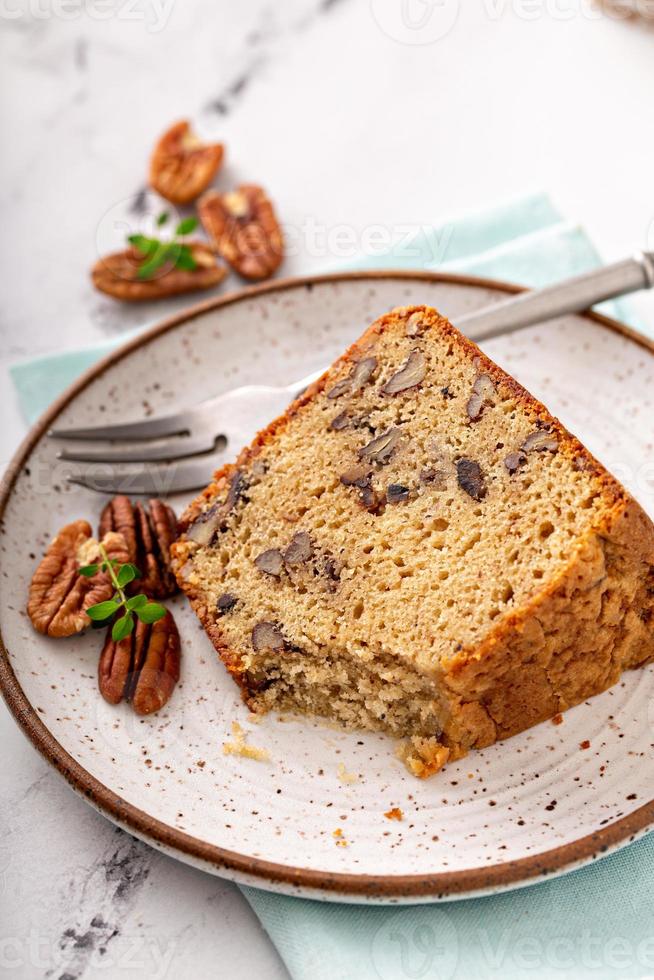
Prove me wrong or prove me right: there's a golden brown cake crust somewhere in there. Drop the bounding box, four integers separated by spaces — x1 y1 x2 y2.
171 305 654 767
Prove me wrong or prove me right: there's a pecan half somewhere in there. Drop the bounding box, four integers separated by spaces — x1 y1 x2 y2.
91 242 226 302
149 120 224 205
199 185 283 281
98 610 181 715
28 521 129 637
99 496 178 599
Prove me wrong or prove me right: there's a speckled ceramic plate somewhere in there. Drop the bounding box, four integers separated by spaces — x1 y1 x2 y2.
2 271 654 904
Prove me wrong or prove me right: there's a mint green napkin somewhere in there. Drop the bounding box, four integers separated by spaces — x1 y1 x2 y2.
10 192 653 979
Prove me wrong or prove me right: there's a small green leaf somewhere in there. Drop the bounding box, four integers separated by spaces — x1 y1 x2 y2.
174 245 197 271
175 216 198 236
128 233 159 256
116 563 138 588
137 242 176 280
136 602 167 624
86 599 120 622
126 594 148 611
156 211 169 227
79 564 98 577
112 612 134 642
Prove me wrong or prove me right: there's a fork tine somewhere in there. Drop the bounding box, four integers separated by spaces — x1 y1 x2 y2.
66 455 225 495
56 432 224 464
48 409 195 442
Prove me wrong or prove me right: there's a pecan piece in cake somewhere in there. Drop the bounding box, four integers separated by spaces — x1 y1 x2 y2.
254 548 284 577
199 185 283 280
149 120 224 205
217 593 238 615
466 373 495 421
327 357 378 400
283 532 313 567
504 451 528 475
382 350 425 395
329 411 351 431
420 467 448 490
522 428 559 453
340 463 373 487
28 522 129 637
387 483 411 504
186 469 252 547
456 458 487 501
252 621 284 652
98 610 181 715
405 311 425 338
358 427 401 464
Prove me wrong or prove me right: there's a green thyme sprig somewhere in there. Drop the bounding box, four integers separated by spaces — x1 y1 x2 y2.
128 212 199 280
80 543 166 642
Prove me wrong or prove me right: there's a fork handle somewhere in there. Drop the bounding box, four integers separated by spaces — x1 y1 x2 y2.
457 251 654 341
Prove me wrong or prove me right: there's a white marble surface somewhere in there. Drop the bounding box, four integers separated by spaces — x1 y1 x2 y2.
2 2 654 976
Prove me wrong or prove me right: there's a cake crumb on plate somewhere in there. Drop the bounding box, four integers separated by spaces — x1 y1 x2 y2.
223 721 271 762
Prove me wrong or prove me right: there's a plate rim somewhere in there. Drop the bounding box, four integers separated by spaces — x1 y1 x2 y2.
2 268 653 901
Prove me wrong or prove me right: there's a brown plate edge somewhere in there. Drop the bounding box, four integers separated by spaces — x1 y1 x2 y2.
1 268 653 902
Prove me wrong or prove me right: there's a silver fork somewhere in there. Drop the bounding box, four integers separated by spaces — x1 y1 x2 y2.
50 252 654 495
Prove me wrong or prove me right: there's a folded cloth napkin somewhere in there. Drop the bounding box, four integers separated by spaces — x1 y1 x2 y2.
10 192 654 980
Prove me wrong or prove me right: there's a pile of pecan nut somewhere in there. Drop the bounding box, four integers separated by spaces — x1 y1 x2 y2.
92 119 284 301
27 496 182 716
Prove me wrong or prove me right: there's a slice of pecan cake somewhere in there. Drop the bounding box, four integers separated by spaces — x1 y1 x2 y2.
171 305 654 776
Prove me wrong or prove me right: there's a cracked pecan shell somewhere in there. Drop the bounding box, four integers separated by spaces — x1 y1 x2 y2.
99 496 179 599
27 521 129 638
198 184 284 281
98 610 181 715
91 241 226 302
149 119 224 205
